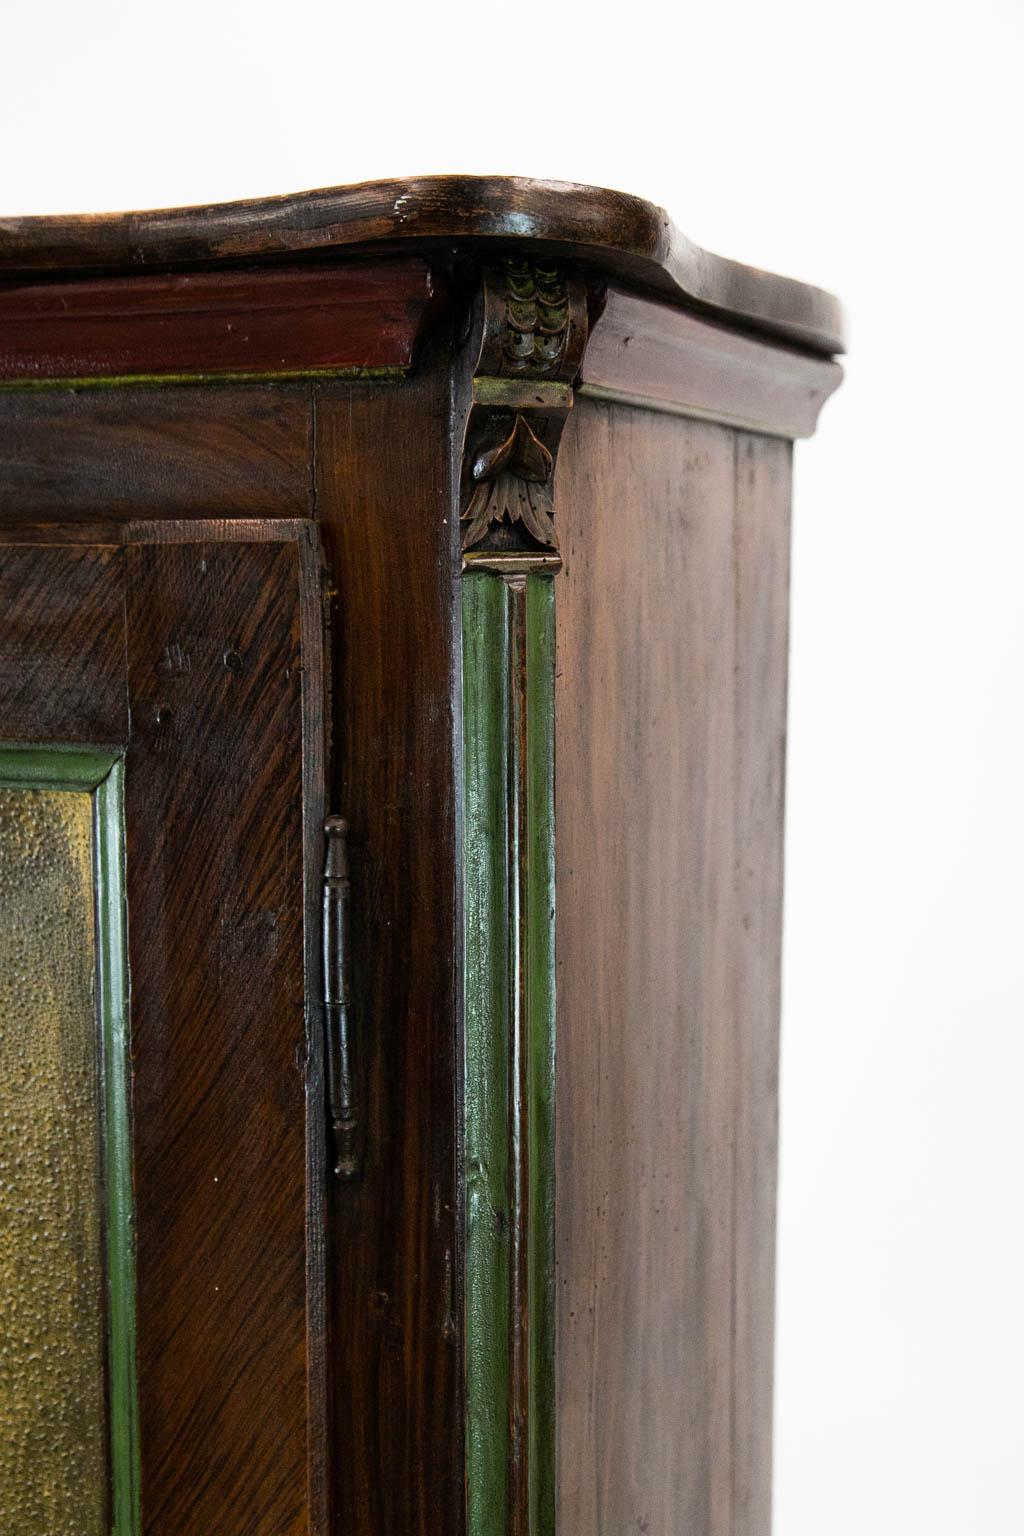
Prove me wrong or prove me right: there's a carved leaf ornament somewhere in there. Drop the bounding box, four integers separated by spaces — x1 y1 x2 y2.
461 414 557 552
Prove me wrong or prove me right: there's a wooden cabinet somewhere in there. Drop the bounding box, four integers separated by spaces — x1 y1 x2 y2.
0 178 842 1536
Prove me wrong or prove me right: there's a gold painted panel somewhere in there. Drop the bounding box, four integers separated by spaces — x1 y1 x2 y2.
0 787 107 1536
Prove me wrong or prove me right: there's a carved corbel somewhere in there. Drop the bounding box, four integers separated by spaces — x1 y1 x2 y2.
460 254 588 1536
460 258 588 574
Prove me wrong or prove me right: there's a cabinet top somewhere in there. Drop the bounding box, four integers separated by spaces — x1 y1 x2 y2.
0 175 843 357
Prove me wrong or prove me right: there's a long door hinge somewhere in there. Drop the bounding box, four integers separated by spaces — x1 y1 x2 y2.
323 815 361 1179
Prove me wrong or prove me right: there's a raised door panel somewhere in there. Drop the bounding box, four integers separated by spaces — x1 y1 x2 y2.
0 523 326 1536
0 543 128 742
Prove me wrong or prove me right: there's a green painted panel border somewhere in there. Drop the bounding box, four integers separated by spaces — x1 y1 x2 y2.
462 572 557 1536
0 744 118 791
0 745 139 1536
0 365 405 393
95 758 140 1536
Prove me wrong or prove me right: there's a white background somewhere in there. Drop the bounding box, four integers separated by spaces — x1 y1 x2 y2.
4 2 1022 1530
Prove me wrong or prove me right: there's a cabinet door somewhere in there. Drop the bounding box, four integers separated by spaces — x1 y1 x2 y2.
0 522 326 1536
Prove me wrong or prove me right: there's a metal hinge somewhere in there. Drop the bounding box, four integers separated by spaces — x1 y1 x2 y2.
322 815 361 1179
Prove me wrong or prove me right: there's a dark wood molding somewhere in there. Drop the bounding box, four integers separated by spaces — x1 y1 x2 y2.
0 176 844 357
0 259 438 384
314 363 465 1536
459 259 588 573
580 285 843 440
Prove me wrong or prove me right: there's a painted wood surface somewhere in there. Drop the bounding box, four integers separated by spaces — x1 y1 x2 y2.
462 571 557 1536
0 748 137 1536
463 573 513 1536
0 259 437 383
553 398 792 1535
95 756 141 1536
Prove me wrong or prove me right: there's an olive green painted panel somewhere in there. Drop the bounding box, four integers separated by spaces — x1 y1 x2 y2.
0 749 137 1536
462 572 557 1536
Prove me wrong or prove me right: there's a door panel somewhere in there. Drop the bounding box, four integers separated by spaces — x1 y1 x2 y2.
0 544 127 744
0 523 326 1536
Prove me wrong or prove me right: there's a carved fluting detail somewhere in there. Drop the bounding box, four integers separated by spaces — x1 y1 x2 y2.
461 259 588 572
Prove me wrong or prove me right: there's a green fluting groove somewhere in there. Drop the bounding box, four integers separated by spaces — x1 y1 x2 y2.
0 747 139 1536
95 760 141 1536
462 573 557 1536
463 574 513 1536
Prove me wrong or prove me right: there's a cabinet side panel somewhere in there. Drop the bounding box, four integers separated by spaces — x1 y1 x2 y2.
732 434 791 1536
554 399 739 1536
125 539 310 1536
315 368 462 1536
555 402 792 1535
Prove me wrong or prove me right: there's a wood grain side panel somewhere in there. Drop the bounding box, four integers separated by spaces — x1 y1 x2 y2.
554 399 740 1536
554 404 793 1536
0 543 127 744
0 384 313 520
0 259 436 381
732 435 792 1536
314 368 462 1536
124 538 311 1536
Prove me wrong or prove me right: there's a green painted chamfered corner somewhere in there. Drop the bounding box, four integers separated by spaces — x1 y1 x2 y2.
461 573 557 1536
95 758 141 1536
462 575 513 1536
0 746 139 1536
